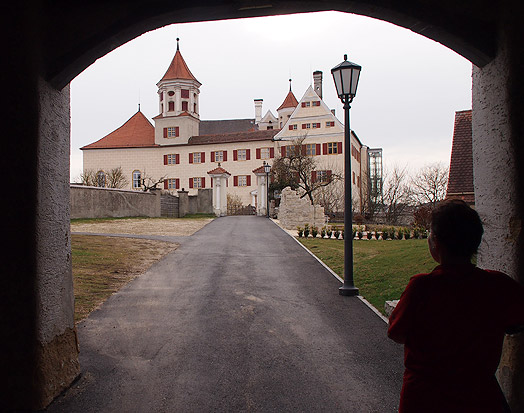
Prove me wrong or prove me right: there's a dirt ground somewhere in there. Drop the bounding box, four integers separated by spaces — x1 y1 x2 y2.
71 217 214 236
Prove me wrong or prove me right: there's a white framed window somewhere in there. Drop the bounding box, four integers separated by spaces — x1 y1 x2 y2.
237 149 247 161
192 152 201 163
214 151 224 162
193 177 202 188
167 127 178 137
167 154 177 165
167 178 177 189
292 124 297 130
238 175 247 186
326 121 335 127
132 170 141 189
260 148 270 159
327 142 339 154
305 144 317 156
317 170 330 183
96 171 106 187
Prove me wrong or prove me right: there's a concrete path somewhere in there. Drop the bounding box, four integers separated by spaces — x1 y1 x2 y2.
50 216 403 412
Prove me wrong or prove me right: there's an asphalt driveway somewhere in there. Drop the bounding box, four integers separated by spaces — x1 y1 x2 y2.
49 216 403 412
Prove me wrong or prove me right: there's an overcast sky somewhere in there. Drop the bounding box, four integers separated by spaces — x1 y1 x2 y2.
70 11 472 180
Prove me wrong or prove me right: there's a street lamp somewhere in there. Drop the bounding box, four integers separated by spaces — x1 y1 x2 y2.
263 161 271 218
331 54 361 297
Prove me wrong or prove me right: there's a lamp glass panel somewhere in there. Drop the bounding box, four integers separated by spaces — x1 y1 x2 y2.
350 68 361 96
341 68 352 95
332 70 343 97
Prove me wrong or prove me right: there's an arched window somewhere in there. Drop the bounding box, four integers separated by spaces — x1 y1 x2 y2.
96 170 106 187
132 170 141 189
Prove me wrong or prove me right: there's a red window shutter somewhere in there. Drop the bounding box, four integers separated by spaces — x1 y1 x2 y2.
164 155 168 165
234 176 238 186
211 152 215 162
246 149 251 160
223 151 228 161
164 180 168 189
327 170 332 181
163 128 167 138
176 179 180 189
301 145 306 156
176 154 180 164
270 148 274 158
202 177 205 188
316 123 321 128
338 142 343 154
233 150 238 161
256 148 261 159
175 127 179 137
316 144 321 156
353 172 356 183
302 124 306 129
288 125 293 130
211 178 213 187
281 146 286 157
311 171 317 182
189 153 193 164
301 102 306 107
201 152 205 163
189 178 194 188
168 101 174 111
323 143 328 155
247 175 251 186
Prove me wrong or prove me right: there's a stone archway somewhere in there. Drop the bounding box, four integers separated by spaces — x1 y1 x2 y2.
3 1 524 410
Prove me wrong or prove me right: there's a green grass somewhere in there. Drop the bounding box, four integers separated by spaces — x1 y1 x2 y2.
299 238 436 314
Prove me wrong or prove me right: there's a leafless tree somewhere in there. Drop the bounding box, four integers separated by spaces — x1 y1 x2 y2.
411 163 449 207
106 167 129 189
79 169 97 186
272 137 342 205
140 171 166 192
382 164 413 225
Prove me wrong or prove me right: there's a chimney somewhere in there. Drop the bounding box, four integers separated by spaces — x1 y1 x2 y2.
313 71 323 99
254 99 263 123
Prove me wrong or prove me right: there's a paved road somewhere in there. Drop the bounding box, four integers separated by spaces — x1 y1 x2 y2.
50 216 403 412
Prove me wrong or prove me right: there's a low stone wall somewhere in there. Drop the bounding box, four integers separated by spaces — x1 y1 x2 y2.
70 185 160 219
161 193 179 217
188 188 213 215
277 187 326 230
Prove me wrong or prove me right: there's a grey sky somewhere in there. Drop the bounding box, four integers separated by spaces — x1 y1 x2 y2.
70 11 472 180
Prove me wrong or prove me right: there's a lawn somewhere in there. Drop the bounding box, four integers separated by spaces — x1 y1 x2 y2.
298 238 437 315
72 234 177 322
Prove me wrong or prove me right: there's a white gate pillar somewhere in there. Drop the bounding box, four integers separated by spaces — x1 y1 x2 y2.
208 164 230 216
253 164 269 216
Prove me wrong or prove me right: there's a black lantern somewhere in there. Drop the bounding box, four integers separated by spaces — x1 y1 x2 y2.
332 55 361 297
263 161 271 218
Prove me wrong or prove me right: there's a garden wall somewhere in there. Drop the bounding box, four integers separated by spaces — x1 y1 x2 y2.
70 185 160 218
277 187 325 230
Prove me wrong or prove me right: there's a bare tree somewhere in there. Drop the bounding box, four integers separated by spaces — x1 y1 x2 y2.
140 171 166 192
411 163 449 207
272 137 342 205
106 167 129 189
382 164 413 225
79 169 97 186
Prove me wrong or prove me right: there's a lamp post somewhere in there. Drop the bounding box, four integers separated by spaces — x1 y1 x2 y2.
331 54 361 296
263 161 271 218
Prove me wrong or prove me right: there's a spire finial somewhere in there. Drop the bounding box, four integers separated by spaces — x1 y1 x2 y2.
138 103 141 112
289 78 292 92
176 38 180 51
344 54 348 61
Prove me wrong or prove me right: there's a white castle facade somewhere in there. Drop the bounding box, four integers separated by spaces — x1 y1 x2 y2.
82 41 375 213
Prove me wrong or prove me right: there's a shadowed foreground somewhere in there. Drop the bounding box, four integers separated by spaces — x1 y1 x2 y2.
49 216 403 412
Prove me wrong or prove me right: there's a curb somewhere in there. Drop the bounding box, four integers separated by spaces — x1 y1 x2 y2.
269 219 389 324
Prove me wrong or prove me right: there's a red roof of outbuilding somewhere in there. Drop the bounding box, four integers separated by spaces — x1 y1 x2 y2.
277 90 299 111
81 111 156 150
159 48 199 83
207 166 231 175
446 110 474 204
253 165 268 174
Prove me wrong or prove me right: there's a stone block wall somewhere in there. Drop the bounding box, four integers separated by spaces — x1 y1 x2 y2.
70 185 160 218
160 193 179 217
277 187 326 230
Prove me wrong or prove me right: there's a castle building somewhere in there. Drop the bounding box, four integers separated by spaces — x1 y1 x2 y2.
82 40 375 212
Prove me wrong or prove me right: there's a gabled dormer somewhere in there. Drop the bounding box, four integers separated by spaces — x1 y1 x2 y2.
259 110 278 130
274 85 343 141
154 38 201 145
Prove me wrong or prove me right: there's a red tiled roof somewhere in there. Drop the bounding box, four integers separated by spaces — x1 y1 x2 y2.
82 111 157 149
277 90 299 111
252 165 268 174
446 110 474 204
189 129 279 145
159 49 199 83
207 166 230 175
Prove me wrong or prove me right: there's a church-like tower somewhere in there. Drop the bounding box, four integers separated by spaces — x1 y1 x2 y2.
154 39 201 145
277 79 299 129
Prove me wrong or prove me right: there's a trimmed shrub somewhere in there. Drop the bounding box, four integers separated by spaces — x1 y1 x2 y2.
311 226 318 238
297 227 304 237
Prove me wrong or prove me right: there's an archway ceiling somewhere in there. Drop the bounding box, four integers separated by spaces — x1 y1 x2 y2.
42 0 497 88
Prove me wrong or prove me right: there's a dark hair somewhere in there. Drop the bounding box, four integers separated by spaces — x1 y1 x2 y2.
430 200 483 258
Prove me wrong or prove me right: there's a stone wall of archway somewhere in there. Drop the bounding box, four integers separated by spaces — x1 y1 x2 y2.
2 1 524 410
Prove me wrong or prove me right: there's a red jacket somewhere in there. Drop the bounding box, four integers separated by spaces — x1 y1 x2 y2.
388 264 524 412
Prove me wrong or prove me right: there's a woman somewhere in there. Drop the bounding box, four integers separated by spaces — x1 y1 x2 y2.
388 200 524 412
